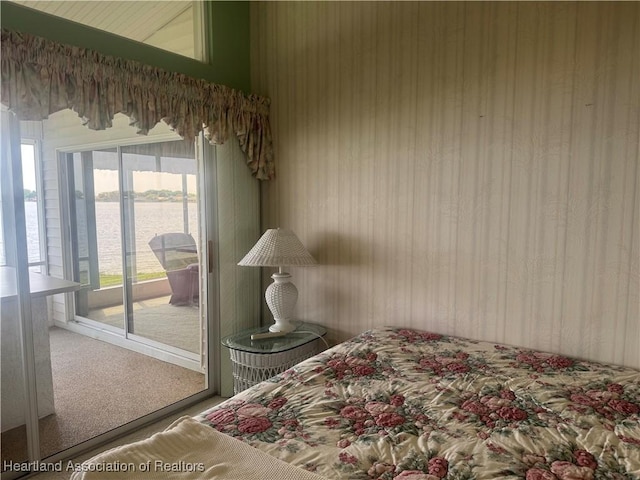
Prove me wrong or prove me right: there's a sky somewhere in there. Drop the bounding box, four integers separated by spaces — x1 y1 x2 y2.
93 170 197 195
21 144 37 191
20 143 197 195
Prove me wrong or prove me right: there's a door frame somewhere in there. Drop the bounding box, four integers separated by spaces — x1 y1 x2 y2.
32 132 220 464
1 110 42 477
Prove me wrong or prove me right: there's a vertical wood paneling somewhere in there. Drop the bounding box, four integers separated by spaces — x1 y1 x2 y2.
215 137 261 397
251 1 639 367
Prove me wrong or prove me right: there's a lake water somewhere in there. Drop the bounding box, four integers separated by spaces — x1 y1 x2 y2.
19 201 198 274
0 202 43 266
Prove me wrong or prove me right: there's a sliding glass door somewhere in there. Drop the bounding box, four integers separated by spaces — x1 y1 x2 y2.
2 107 257 477
66 140 204 362
3 113 214 474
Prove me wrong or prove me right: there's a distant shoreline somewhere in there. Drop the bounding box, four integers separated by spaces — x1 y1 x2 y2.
93 199 197 202
26 189 196 203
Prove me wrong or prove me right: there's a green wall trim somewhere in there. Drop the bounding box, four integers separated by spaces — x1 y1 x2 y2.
208 2 251 93
1 1 250 93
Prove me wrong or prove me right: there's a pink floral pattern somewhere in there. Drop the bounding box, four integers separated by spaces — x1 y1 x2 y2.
1 30 276 181
513 444 633 479
198 327 640 479
450 384 569 433
324 392 440 442
510 350 583 374
316 349 398 381
414 349 488 377
203 394 324 448
563 382 640 426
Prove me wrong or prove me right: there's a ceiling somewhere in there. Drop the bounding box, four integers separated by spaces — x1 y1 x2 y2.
11 1 193 46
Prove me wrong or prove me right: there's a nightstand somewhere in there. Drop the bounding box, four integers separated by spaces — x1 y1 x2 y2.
222 322 327 394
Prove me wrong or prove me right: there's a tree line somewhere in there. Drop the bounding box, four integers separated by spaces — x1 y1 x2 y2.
24 189 37 201
25 189 196 202
95 189 196 202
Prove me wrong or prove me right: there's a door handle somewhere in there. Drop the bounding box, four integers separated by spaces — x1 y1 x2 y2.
207 240 214 274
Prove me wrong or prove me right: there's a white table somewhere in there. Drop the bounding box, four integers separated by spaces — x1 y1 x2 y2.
1 267 80 432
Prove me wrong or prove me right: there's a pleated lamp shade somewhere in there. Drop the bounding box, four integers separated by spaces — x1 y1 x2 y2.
238 228 317 267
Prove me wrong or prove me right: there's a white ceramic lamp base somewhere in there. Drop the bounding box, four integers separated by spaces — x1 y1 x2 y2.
265 272 298 333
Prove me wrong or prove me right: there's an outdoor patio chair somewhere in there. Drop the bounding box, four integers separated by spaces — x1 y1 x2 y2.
148 233 199 306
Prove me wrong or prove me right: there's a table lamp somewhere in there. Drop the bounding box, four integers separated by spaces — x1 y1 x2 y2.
238 228 317 334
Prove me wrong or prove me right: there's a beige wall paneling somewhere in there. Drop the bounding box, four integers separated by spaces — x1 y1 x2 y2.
251 1 639 367
214 137 261 397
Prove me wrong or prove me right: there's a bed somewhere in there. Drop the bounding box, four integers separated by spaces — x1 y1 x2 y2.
71 326 640 479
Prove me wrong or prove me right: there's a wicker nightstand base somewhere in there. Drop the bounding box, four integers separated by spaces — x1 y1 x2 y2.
230 338 321 393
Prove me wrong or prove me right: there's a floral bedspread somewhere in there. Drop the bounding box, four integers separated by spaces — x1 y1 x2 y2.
197 327 640 479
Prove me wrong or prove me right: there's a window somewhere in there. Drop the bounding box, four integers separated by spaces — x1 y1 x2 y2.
21 141 47 272
0 141 46 270
12 1 206 61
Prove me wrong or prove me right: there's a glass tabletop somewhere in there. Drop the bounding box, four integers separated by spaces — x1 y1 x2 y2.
221 321 327 354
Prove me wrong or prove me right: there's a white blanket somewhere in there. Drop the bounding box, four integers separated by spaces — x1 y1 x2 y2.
69 416 328 480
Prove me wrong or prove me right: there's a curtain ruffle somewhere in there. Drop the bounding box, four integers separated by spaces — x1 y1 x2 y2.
1 29 274 180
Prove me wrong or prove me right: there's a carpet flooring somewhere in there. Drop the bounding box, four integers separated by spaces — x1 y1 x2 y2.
87 297 200 354
2 327 205 465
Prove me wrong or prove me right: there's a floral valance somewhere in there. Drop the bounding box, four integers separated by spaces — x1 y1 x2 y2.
0 29 274 180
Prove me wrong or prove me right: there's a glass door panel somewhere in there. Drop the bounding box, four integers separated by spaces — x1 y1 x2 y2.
2 109 211 473
121 142 201 355
69 148 125 332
